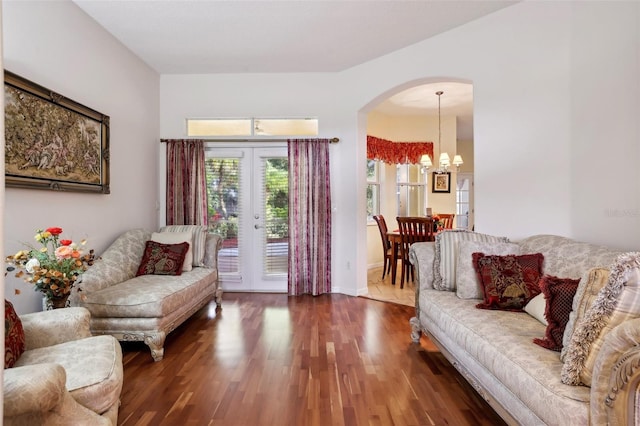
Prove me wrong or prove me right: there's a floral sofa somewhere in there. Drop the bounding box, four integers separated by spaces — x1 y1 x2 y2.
71 227 223 362
409 231 640 425
4 304 123 425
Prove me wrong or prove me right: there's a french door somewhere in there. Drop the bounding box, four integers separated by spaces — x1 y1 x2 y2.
456 173 474 230
205 145 288 292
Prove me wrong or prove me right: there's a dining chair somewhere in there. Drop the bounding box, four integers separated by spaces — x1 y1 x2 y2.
373 215 396 280
396 216 435 288
438 213 455 229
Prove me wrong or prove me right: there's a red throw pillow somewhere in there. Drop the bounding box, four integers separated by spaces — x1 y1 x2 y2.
136 241 190 276
533 275 580 351
5 300 25 368
473 253 544 311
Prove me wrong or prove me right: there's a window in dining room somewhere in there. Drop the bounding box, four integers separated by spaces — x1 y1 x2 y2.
396 163 427 217
366 159 380 222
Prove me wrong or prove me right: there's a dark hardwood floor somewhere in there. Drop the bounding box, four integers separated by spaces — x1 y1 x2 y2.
118 293 506 426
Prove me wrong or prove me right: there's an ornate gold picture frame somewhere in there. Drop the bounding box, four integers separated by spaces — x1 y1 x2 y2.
4 70 110 193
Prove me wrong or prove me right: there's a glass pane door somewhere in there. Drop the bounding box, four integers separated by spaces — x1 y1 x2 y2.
252 148 288 291
206 145 288 292
456 173 474 230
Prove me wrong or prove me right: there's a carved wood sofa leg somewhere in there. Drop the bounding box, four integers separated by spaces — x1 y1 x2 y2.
144 332 166 362
410 316 421 343
215 288 223 307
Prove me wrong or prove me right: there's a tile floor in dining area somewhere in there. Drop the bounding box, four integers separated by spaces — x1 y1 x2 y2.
363 265 416 307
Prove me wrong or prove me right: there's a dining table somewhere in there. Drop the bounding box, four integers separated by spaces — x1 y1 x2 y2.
386 229 437 286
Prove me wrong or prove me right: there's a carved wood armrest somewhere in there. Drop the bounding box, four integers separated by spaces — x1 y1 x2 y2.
591 318 640 425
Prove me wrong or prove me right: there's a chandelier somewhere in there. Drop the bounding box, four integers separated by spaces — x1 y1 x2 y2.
420 90 463 173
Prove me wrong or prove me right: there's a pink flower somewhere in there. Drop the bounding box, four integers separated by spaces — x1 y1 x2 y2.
55 245 74 260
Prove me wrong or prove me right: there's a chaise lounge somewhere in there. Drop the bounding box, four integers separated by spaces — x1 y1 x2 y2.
72 226 223 361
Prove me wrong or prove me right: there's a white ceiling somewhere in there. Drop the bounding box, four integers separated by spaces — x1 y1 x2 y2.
72 0 515 139
73 0 515 74
376 81 474 139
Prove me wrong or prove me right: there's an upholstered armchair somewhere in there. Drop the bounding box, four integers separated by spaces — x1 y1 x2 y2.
3 305 123 425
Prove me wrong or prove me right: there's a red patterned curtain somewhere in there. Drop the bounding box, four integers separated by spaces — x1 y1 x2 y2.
165 139 208 226
367 135 433 164
288 139 332 296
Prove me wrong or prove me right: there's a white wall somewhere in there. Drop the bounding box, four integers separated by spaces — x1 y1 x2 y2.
161 1 639 296
3 1 160 314
569 2 640 249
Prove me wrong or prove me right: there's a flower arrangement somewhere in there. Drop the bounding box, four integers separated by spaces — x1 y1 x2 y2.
6 227 95 307
432 215 443 230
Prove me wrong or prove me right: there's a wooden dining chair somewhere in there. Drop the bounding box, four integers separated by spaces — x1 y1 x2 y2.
373 215 396 280
438 213 455 229
396 216 435 288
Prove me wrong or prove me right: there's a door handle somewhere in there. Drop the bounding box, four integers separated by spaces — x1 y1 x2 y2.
254 224 263 229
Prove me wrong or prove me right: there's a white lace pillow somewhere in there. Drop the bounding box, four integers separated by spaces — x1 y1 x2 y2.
433 230 509 292
561 252 640 386
524 293 548 326
455 240 521 299
151 231 193 272
560 267 610 362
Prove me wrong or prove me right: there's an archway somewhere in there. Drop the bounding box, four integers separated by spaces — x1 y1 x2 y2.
358 78 474 299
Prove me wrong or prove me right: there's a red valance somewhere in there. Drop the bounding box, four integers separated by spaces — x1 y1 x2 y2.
366 135 434 164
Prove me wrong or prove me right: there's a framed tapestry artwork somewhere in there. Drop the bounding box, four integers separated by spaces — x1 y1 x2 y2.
4 70 110 193
432 172 451 193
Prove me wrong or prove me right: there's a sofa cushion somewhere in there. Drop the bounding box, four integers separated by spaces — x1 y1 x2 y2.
533 275 579 351
5 300 25 368
160 225 208 266
562 252 640 386
433 230 509 292
136 240 189 276
456 240 521 299
151 231 193 271
560 267 610 362
473 253 544 311
80 267 216 318
14 334 123 414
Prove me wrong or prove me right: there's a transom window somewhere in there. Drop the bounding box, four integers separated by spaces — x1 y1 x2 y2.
187 118 318 137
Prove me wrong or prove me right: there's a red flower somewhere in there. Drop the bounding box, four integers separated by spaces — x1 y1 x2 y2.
60 239 72 246
46 227 63 236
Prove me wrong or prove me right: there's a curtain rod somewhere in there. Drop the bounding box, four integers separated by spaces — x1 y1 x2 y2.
161 137 339 143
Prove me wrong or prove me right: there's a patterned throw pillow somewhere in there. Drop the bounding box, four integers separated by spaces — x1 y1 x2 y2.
433 230 509 292
151 231 193 271
533 275 580 351
456 240 521 299
136 241 190 276
473 253 544 311
561 252 640 386
560 267 610 362
160 225 208 267
5 300 25 368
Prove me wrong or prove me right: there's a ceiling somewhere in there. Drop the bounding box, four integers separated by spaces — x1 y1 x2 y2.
375 81 474 139
72 0 515 139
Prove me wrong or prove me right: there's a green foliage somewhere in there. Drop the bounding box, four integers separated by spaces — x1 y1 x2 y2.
205 156 289 240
